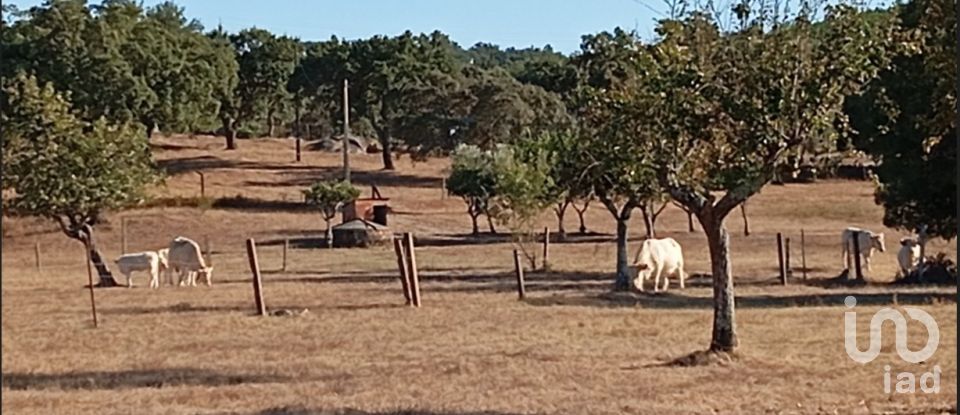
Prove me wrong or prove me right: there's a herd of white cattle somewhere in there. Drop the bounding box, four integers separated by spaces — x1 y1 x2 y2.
113 228 924 291
629 226 925 292
113 236 213 289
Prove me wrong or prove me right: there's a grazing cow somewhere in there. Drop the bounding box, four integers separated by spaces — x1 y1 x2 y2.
166 237 213 286
841 227 886 271
114 251 161 289
897 237 921 278
631 237 686 293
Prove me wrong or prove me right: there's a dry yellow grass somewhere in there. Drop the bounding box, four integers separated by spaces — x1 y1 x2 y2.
2 135 956 415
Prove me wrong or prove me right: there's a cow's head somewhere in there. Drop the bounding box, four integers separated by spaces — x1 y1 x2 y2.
199 266 214 285
871 233 886 252
899 237 918 247
631 263 650 290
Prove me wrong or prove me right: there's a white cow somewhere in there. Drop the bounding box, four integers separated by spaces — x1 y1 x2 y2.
841 227 886 271
896 237 921 278
166 237 213 286
630 237 686 293
114 251 161 289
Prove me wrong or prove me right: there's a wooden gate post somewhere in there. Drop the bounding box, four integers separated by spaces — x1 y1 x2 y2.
513 249 526 300
198 172 206 199
246 239 266 316
403 233 421 307
777 232 787 285
393 237 412 305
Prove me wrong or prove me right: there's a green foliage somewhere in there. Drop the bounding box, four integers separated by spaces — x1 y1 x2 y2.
1 74 157 238
446 145 498 234
303 180 360 223
2 1 236 137
216 27 300 147
848 0 956 239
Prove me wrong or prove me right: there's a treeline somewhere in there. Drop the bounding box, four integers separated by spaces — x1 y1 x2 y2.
1 0 575 169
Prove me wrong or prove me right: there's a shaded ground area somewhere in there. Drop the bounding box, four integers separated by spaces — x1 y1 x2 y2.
2 368 301 391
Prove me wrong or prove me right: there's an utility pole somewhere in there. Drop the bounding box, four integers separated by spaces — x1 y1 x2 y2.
343 79 351 184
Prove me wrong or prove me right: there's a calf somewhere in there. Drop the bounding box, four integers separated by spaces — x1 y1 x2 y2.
841 227 886 272
167 237 213 286
114 251 161 289
897 237 921 278
631 237 686 293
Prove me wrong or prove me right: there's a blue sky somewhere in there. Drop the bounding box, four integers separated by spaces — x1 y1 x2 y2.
8 0 669 54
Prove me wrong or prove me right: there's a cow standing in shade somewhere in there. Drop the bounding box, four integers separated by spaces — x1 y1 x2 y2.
897 237 921 278
630 237 687 293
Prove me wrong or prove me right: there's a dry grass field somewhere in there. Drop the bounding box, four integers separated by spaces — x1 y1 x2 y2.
2 135 957 415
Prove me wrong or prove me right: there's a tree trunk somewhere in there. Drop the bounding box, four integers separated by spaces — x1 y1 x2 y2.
614 216 632 290
379 132 395 170
703 217 738 352
325 219 334 249
223 118 237 150
740 202 750 236
554 201 569 239
601 197 635 291
574 199 590 234
641 204 655 239
470 212 480 235
75 224 117 287
268 109 276 138
486 214 497 234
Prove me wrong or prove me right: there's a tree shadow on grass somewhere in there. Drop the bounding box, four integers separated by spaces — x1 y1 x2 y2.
246 407 529 415
523 290 956 310
2 368 303 391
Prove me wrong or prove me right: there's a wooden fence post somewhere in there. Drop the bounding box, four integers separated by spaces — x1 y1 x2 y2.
199 172 205 198
403 233 421 307
121 217 128 254
785 237 792 279
84 242 99 328
542 227 550 271
513 249 526 300
777 232 787 285
282 239 289 271
441 177 446 200
801 229 807 281
295 138 302 162
393 238 412 305
852 231 863 281
34 242 42 273
246 239 266 316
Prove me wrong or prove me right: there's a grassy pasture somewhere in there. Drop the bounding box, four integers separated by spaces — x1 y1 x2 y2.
2 135 956 414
